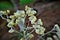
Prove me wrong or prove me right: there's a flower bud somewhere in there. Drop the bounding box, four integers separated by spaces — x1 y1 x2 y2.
7 10 10 13
8 28 14 33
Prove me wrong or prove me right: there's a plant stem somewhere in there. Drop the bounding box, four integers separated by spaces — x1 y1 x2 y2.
11 0 18 10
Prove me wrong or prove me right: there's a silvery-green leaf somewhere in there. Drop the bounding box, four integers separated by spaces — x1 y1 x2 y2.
18 20 25 31
54 24 60 32
54 24 60 39
56 31 60 39
20 18 25 24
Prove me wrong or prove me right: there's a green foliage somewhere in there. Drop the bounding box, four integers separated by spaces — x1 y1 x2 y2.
0 1 13 10
19 0 34 5
18 31 24 40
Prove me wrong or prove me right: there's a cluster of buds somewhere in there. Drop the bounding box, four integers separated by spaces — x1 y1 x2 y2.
0 10 10 19
0 10 10 15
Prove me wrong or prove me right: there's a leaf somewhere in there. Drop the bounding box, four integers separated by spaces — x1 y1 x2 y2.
54 24 60 39
54 24 60 32
18 18 25 31
56 32 60 39
19 0 34 5
0 1 13 10
18 31 24 40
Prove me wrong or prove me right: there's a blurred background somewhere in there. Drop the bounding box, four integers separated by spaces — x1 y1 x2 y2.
0 0 59 10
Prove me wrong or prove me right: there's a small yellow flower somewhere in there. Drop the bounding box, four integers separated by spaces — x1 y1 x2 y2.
1 10 10 15
7 10 10 13
10 15 15 19
25 5 28 11
26 10 36 16
31 10 36 14
26 10 31 16
25 6 36 16
35 29 40 34
30 20 35 24
37 19 43 25
35 27 45 34
25 5 31 11
29 15 36 24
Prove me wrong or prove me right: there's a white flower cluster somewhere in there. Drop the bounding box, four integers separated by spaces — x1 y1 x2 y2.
25 6 37 24
29 15 36 24
0 10 10 19
0 10 10 15
0 6 45 36
7 10 25 33
25 6 45 35
6 10 25 27
33 19 45 34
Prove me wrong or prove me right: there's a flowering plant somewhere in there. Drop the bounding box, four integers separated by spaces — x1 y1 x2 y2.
0 6 45 40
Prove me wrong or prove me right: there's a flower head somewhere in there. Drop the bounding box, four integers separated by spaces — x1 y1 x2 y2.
33 24 45 34
29 15 36 24
25 6 36 16
25 5 32 11
35 27 45 34
10 15 15 19
26 10 36 16
0 10 10 15
7 10 10 13
37 19 43 25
